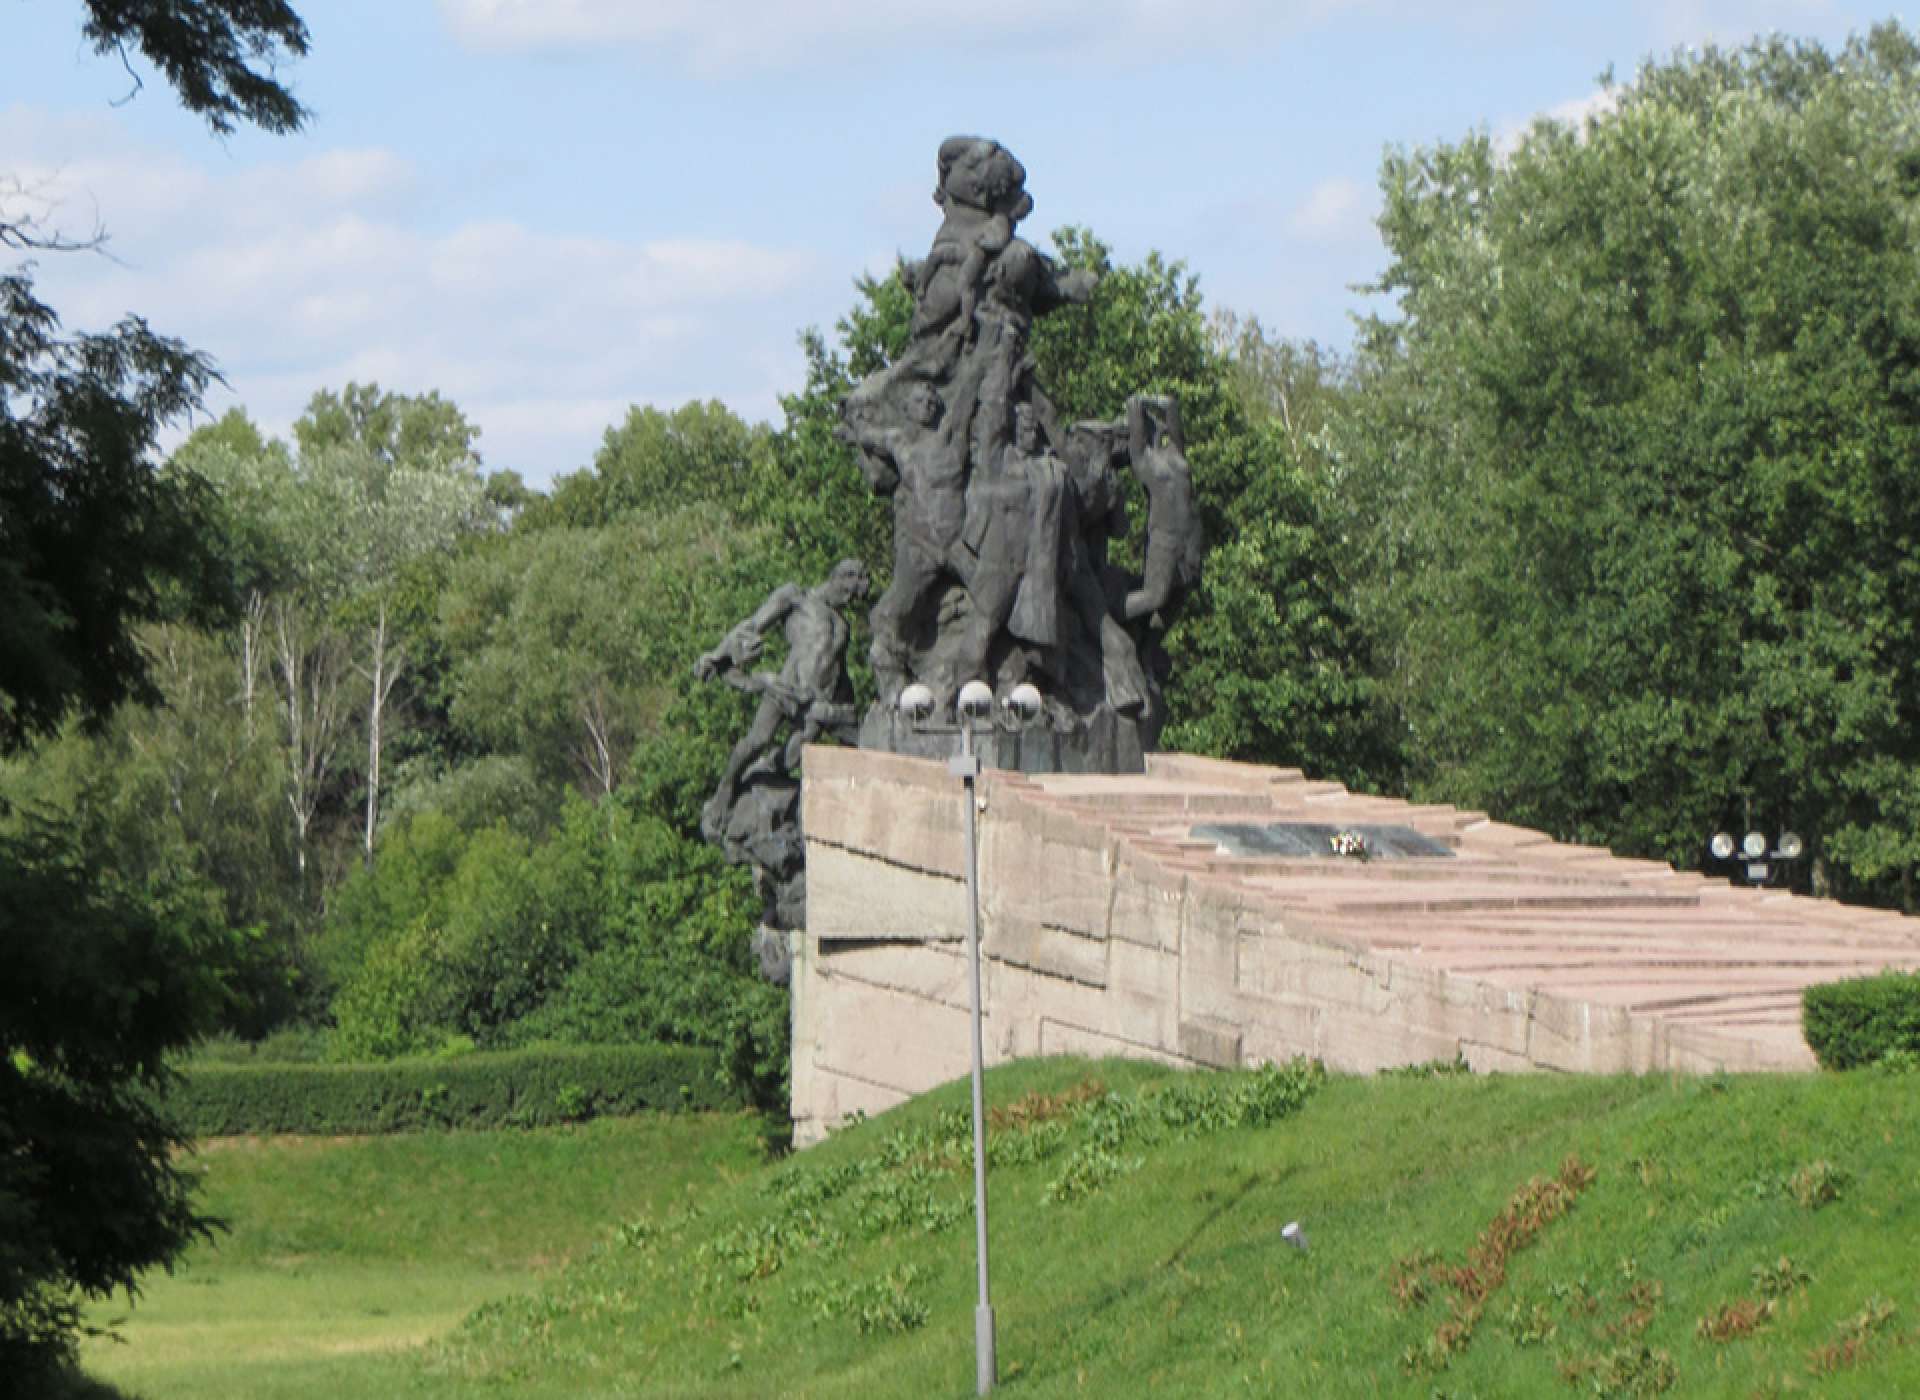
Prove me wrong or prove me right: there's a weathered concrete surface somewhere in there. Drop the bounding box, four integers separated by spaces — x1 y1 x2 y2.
792 748 1920 1144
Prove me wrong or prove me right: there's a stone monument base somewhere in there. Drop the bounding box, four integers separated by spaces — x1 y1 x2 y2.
792 746 1920 1146
857 701 1149 774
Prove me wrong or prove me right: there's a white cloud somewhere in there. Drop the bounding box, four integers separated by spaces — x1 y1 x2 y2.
262 149 418 210
1287 177 1373 243
5 106 826 485
1543 88 1621 129
1493 85 1622 156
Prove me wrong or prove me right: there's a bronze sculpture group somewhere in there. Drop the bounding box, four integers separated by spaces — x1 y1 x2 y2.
838 136 1200 746
698 137 1204 936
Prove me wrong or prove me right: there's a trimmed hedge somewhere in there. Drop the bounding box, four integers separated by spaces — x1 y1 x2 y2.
167 1043 739 1135
1803 969 1920 1070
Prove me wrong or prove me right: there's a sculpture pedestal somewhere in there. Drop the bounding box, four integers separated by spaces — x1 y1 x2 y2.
857 702 1150 774
792 748 1914 1146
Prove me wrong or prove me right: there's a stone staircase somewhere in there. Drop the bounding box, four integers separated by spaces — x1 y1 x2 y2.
791 747 1920 1143
1020 753 1920 1073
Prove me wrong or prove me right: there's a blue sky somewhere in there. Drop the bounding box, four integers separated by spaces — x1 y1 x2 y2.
3 2 1908 485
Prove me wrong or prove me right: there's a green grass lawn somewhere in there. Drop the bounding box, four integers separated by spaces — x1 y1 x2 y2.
77 1113 766 1399
77 1061 1920 1398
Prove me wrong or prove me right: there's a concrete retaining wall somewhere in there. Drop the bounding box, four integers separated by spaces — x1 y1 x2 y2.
791 747 1920 1145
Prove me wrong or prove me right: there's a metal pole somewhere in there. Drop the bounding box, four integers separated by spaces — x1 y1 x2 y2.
953 716 995 1394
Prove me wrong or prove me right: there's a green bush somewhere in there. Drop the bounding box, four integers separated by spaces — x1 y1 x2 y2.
312 807 469 996
381 752 563 843
167 1044 738 1135
1803 970 1920 1070
326 807 604 1058
321 769 788 1108
188 1027 333 1064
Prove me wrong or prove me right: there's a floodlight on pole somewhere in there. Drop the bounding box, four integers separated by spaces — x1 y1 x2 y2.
1706 825 1806 887
899 678 1041 1396
899 682 935 722
1001 682 1042 726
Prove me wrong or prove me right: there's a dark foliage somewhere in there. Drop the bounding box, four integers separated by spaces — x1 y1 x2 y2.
77 0 309 135
0 275 236 754
0 811 237 1375
1347 24 1920 896
1803 970 1920 1069
2 3 310 1373
166 1044 738 1135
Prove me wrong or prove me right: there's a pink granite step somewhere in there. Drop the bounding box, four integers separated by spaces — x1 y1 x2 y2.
1010 759 1920 1067
796 744 1920 1135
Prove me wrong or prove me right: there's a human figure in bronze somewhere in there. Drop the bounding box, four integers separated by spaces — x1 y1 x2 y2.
694 558 870 841
1124 394 1203 625
838 383 966 706
849 135 1092 467
1058 416 1149 714
906 137 1031 348
955 401 1068 681
831 138 1207 772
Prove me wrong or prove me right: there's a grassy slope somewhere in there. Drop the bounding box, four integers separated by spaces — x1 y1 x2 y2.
421 1061 1920 1399
82 1061 1920 1398
78 1113 766 1400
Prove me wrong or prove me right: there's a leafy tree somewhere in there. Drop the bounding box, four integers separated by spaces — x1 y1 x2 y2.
1211 312 1351 449
74 0 308 136
501 776 782 1106
0 277 236 752
751 278 905 583
1031 230 1224 427
326 816 564 1058
1347 24 1920 898
439 505 773 796
0 807 241 1375
321 780 783 1104
3 625 308 1031
176 423 347 881
2 6 309 1372
293 382 476 471
181 390 490 870
533 400 774 530
1030 231 1389 782
378 752 560 843
291 386 490 862
3 3 307 245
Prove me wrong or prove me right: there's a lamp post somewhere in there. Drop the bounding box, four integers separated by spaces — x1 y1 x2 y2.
897 678 1041 1397
1707 827 1804 887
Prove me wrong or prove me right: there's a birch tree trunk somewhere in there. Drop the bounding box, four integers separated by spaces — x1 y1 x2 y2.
273 600 347 884
360 599 404 866
238 589 267 734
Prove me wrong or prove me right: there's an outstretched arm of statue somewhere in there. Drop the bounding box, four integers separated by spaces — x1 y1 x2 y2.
695 585 802 680
736 584 803 640
695 627 760 681
1032 255 1098 316
834 419 905 495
